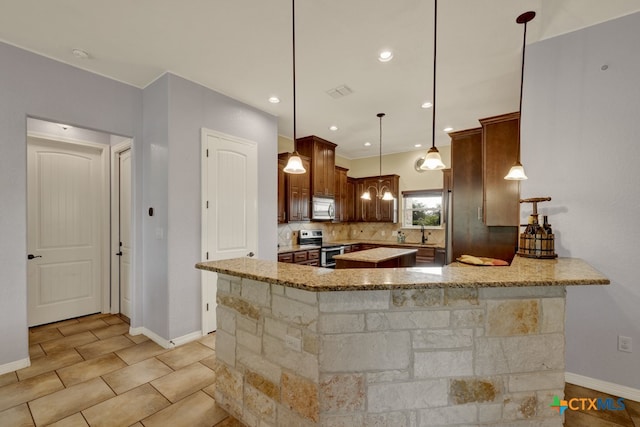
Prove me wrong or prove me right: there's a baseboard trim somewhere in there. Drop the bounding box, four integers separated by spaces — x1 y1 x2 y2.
0 357 30 375
128 327 203 349
566 372 640 402
170 330 204 347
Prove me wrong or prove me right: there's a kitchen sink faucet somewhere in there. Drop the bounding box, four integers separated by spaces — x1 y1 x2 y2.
421 225 428 244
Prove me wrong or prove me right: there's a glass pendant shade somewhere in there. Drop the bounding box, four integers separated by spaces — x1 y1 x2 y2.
420 146 445 170
504 162 528 180
283 152 306 174
284 0 306 175
420 0 446 172
504 11 535 181
382 191 394 201
360 113 394 201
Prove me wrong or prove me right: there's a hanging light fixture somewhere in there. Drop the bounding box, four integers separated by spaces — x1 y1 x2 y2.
420 0 445 171
283 0 306 174
505 11 535 180
361 113 394 201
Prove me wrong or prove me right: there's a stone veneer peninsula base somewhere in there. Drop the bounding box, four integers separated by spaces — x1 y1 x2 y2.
196 257 608 426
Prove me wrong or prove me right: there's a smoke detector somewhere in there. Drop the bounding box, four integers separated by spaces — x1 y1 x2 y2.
71 49 90 59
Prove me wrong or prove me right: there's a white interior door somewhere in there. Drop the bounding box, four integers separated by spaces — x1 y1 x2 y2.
27 137 105 326
201 129 258 333
118 149 132 318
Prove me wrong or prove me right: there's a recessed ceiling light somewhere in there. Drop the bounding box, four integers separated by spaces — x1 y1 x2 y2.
414 144 422 148
268 96 280 104
421 102 433 109
71 48 89 59
378 50 393 62
443 127 453 132
329 125 338 131
364 142 372 147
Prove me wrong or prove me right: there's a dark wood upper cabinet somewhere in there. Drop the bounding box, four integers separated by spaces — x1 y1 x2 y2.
285 155 311 222
277 153 287 224
296 136 337 197
355 175 399 223
480 112 520 226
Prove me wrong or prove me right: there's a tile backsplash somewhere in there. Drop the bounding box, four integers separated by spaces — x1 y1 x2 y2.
278 222 445 248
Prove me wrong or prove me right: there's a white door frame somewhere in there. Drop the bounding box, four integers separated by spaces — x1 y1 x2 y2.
201 136 214 335
110 139 132 315
27 131 111 315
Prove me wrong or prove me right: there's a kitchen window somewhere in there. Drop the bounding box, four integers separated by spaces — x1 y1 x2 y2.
402 189 443 228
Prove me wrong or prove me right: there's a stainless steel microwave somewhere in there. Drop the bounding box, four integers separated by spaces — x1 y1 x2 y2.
311 196 335 221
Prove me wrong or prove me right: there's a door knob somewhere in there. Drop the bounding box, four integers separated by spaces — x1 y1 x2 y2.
247 252 255 257
27 254 42 260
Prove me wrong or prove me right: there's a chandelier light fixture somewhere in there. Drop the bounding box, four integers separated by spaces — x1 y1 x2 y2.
504 11 535 180
420 0 445 171
361 113 394 202
283 0 306 174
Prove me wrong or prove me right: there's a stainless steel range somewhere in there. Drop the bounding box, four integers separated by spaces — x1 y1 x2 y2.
298 229 344 268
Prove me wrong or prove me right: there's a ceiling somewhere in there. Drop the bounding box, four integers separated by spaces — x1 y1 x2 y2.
1 0 639 159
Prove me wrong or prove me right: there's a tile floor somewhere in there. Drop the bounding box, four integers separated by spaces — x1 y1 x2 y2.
1 313 637 426
0 313 243 427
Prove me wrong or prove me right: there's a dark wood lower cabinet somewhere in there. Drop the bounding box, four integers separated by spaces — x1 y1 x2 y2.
278 248 320 266
416 247 435 265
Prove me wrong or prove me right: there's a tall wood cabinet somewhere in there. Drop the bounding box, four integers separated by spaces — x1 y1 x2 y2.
481 112 520 226
277 154 287 223
450 128 517 261
346 177 356 222
283 154 311 222
296 136 337 197
334 166 349 222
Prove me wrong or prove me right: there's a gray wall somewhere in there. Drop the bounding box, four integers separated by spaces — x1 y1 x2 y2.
0 42 143 366
0 42 277 368
144 74 278 339
522 12 640 388
141 75 171 339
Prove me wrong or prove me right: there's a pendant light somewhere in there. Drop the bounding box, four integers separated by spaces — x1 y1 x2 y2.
361 113 394 201
283 0 306 174
504 11 535 180
420 0 445 171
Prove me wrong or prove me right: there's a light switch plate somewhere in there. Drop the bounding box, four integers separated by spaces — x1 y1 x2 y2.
618 335 632 353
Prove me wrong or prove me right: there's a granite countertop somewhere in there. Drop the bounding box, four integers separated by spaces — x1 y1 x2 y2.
333 247 418 263
330 239 444 249
195 256 610 292
277 244 320 254
277 241 443 254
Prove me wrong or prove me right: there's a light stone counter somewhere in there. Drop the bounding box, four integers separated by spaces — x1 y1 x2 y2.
197 256 608 426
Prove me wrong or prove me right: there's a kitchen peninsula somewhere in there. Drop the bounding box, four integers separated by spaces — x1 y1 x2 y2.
196 257 608 426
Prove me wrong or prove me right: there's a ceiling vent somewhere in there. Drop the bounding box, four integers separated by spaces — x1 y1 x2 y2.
326 85 353 99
